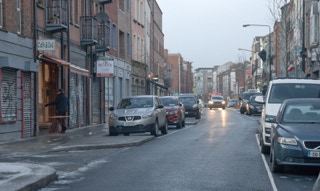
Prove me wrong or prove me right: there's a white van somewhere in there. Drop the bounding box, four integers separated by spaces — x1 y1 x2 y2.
255 78 320 154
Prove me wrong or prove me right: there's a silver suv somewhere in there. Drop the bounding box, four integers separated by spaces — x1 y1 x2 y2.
108 95 168 137
255 78 320 154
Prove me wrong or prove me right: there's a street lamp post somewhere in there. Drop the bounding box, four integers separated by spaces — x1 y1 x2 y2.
243 24 272 85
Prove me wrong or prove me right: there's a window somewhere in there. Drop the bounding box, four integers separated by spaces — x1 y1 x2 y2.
17 0 21 34
0 0 2 28
112 24 117 50
119 0 125 11
71 0 80 25
127 33 131 57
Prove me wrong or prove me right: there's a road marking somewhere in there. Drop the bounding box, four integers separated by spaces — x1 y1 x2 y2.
255 134 278 191
158 125 191 139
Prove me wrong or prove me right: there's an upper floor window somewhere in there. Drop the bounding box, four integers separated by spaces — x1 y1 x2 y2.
71 0 80 25
112 24 117 50
119 0 125 12
127 33 131 57
17 0 21 34
0 0 2 29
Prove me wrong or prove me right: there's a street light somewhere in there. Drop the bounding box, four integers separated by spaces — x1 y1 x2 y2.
243 24 272 85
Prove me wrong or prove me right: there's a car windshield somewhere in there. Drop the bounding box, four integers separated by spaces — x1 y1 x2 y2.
160 97 179 106
269 84 320 103
211 96 223 100
242 92 261 100
179 97 195 104
283 103 320 123
117 97 153 109
249 96 258 102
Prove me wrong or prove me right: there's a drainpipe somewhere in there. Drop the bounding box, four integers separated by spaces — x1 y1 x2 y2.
67 1 70 127
33 0 38 136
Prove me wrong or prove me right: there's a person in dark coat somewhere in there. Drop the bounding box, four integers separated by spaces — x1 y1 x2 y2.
45 89 69 133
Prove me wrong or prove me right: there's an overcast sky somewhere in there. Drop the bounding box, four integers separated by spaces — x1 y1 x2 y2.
157 0 273 70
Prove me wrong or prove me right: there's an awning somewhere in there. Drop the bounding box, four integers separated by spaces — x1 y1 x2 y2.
38 54 89 76
147 79 168 90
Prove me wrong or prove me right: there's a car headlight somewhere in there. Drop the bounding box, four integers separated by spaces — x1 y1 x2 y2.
222 101 225 104
265 115 276 123
208 101 213 104
277 137 297 145
168 110 178 115
142 113 154 119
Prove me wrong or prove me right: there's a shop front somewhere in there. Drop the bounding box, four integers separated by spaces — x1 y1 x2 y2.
37 54 89 134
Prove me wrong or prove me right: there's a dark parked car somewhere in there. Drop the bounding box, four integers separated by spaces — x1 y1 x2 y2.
108 95 168 137
245 95 263 115
179 94 201 119
270 98 320 173
160 96 185 129
239 91 262 114
227 99 238 108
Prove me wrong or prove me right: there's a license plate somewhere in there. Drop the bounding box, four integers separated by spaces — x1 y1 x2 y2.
308 151 320 158
124 121 135 126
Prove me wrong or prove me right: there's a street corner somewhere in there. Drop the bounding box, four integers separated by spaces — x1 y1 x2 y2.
0 162 57 191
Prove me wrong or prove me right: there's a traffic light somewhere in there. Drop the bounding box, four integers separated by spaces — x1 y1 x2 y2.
258 49 267 62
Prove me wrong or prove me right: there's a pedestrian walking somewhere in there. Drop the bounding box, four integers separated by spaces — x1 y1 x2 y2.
45 89 69 133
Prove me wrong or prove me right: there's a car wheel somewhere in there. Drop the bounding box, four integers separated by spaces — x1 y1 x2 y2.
161 121 168 134
176 118 182 129
195 111 201 119
109 132 118 136
271 149 284 173
182 118 186 127
222 107 225 110
210 107 212 110
260 135 270 154
151 121 160 137
240 108 245 114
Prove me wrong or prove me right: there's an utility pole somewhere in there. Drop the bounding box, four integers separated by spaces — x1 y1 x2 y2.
301 0 306 73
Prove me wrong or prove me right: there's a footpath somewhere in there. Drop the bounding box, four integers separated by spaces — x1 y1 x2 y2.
0 118 199 191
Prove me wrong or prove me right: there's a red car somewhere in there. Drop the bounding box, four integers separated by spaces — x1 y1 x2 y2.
160 96 186 129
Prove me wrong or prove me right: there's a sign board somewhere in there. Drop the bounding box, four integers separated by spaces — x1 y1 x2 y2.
37 39 55 50
96 58 115 77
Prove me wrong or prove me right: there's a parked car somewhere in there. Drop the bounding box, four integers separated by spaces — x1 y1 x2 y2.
160 96 185 129
239 91 262 114
227 99 238 108
108 95 168 137
245 95 263 115
179 94 201 119
270 98 320 173
208 96 225 110
255 78 320 154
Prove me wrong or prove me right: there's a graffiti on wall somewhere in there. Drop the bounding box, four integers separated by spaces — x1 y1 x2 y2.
1 81 17 122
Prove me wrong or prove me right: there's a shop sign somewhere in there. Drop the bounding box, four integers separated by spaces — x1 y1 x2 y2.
96 58 114 77
37 39 55 50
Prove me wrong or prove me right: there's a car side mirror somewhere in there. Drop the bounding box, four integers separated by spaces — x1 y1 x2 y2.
254 95 265 104
158 104 164 109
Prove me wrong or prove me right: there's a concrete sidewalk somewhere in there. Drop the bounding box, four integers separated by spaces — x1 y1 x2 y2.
0 118 199 191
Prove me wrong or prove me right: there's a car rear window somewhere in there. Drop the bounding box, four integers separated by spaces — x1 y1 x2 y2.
269 84 320 103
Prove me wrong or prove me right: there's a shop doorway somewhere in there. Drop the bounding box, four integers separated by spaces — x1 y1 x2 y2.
38 62 60 133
